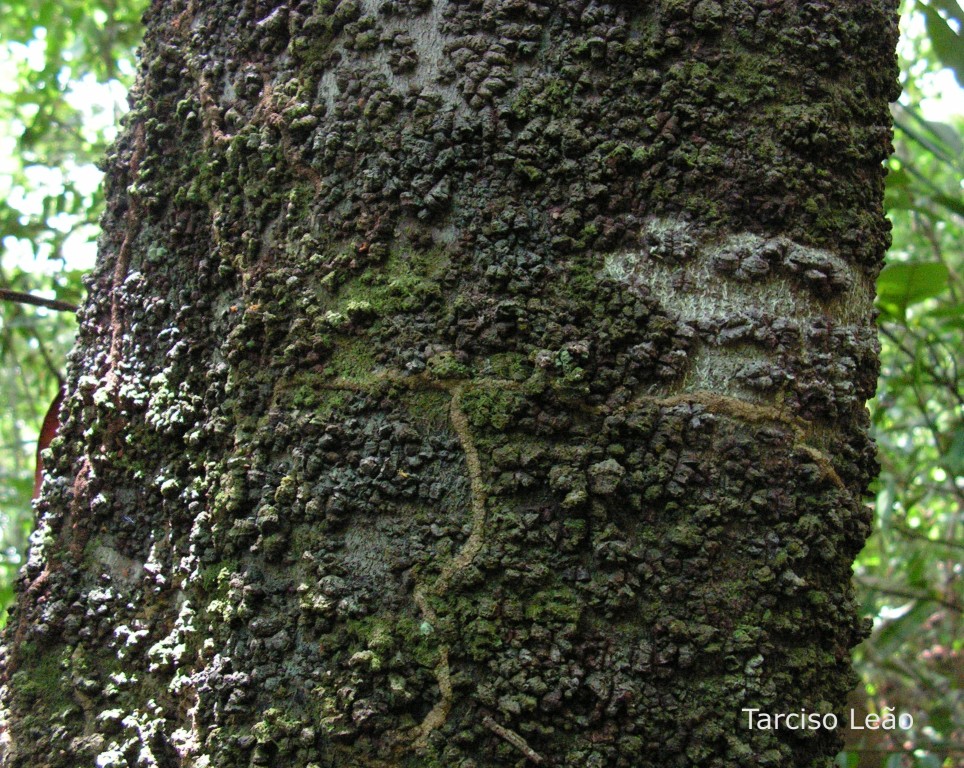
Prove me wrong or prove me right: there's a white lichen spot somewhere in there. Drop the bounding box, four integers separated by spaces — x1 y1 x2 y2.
95 745 128 768
603 217 872 397
146 599 195 673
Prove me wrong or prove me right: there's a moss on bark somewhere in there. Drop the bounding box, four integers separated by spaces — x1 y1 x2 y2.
0 0 898 766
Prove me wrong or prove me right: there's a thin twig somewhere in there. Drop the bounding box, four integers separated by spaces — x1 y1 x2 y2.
0 289 77 313
856 577 961 613
894 525 964 551
482 716 544 764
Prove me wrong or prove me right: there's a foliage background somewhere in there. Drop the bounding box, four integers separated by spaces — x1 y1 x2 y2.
0 2 959 766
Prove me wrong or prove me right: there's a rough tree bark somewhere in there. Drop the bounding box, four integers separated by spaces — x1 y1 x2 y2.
0 0 899 766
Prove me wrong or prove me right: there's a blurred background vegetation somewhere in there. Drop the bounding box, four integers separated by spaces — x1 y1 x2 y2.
0 1 960 766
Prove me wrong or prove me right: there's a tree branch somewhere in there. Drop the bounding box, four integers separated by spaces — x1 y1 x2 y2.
857 577 961 613
0 289 77 313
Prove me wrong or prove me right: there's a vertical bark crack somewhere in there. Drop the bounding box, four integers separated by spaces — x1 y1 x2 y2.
108 123 146 375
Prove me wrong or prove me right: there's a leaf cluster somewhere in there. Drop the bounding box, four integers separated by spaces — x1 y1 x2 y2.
841 4 963 767
0 0 145 611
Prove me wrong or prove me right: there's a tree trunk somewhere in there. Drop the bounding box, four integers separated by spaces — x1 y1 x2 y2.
0 1 899 766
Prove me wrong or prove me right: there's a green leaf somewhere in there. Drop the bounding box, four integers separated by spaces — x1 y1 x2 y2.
933 191 964 217
893 105 964 169
920 119 964 158
877 262 950 319
905 551 929 588
919 1 964 85
875 601 940 655
927 705 956 739
944 423 964 476
834 752 859 768
885 166 912 190
884 166 918 209
931 0 964 26
925 299 964 326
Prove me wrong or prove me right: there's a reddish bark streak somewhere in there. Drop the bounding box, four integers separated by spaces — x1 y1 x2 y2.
32 388 64 499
